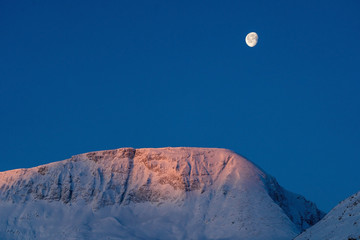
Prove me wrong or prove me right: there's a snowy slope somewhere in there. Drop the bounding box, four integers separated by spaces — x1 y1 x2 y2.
295 191 360 240
0 147 324 240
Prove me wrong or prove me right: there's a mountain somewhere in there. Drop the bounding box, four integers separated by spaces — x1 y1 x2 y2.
295 190 360 240
0 147 324 240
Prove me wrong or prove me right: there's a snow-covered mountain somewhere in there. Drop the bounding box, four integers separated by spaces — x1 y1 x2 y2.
0 147 324 240
295 190 360 240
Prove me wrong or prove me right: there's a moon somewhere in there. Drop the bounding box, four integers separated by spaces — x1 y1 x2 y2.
245 32 258 47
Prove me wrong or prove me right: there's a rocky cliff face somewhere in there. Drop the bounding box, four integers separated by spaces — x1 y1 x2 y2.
0 147 324 240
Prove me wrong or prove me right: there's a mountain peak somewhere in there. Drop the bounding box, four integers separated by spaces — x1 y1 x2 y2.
0 147 324 240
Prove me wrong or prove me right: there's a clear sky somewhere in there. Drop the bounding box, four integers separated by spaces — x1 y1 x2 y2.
1 0 359 211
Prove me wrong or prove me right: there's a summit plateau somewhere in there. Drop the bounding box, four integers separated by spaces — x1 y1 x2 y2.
0 147 324 240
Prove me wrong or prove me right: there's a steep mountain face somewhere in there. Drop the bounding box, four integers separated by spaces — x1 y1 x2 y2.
295 191 360 240
0 147 324 240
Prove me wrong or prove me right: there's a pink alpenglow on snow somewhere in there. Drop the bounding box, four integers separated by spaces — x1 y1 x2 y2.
0 147 324 240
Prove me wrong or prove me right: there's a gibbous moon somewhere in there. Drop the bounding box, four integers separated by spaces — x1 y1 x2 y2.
245 32 258 47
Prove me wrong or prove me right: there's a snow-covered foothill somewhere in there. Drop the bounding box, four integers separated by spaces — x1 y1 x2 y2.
295 191 360 240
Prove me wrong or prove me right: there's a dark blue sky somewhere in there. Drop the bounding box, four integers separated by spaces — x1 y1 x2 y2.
1 0 359 211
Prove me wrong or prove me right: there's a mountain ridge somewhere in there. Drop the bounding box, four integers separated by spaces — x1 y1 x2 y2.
295 190 360 240
0 147 324 240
